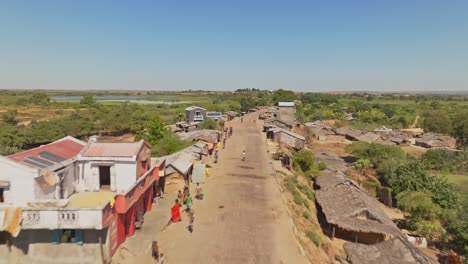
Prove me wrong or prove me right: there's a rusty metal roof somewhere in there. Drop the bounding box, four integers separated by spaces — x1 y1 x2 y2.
7 136 85 167
82 142 141 157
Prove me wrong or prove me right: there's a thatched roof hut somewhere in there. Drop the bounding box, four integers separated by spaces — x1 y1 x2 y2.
415 132 457 149
315 172 401 242
336 127 365 141
344 235 437 264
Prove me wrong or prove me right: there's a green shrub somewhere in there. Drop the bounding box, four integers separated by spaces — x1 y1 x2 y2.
293 191 303 205
198 118 217 129
306 190 315 201
303 211 311 219
317 161 327 171
306 229 322 247
303 199 310 208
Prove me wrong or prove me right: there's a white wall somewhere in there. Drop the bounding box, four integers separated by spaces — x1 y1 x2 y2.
0 157 36 206
76 160 136 194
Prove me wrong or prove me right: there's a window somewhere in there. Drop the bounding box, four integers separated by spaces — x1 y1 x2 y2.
195 111 200 116
99 166 111 188
0 188 4 203
52 229 84 244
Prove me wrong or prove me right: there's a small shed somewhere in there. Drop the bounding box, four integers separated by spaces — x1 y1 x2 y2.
185 106 207 124
315 172 401 244
271 129 305 150
191 163 206 183
344 235 437 264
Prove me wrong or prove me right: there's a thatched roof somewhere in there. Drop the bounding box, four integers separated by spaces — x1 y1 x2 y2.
344 235 437 264
336 127 364 140
415 132 456 149
315 172 401 237
356 132 382 143
313 151 348 172
177 129 220 143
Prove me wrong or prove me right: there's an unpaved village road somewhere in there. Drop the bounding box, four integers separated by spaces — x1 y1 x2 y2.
115 112 307 264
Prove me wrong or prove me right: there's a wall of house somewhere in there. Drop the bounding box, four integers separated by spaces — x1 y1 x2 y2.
274 132 304 150
136 145 151 179
278 107 296 123
0 158 36 206
2 229 109 264
76 160 137 194
186 108 206 123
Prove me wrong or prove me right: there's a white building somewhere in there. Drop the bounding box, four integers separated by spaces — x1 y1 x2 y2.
0 137 159 264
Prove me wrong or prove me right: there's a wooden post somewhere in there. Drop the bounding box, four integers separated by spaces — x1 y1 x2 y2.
99 236 105 264
355 234 358 243
332 226 335 240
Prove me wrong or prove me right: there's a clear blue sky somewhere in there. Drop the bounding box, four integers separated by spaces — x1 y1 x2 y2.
1 0 467 92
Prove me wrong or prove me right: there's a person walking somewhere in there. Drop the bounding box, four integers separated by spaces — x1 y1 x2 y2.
195 183 203 200
185 193 193 212
214 149 219 163
151 240 160 262
177 190 183 205
222 137 226 149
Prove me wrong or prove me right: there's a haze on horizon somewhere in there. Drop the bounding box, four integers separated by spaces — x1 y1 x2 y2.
1 1 467 92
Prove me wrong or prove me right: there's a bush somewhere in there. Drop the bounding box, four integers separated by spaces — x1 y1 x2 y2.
317 161 327 171
303 199 310 208
198 118 217 129
293 191 303 205
151 133 192 156
306 190 315 201
293 149 316 172
303 211 311 219
306 229 322 247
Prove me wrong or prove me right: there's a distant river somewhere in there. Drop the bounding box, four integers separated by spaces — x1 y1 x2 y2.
51 95 191 105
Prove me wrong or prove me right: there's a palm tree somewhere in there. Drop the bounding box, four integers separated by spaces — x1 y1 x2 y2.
353 158 373 185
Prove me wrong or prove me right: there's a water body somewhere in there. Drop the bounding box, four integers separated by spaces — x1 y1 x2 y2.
51 95 190 104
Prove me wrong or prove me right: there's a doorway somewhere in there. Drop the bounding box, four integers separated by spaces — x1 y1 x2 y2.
99 166 111 189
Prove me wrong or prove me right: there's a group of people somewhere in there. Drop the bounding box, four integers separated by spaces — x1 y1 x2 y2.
176 183 203 212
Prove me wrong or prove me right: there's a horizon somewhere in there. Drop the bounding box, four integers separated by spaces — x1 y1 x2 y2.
1 1 468 92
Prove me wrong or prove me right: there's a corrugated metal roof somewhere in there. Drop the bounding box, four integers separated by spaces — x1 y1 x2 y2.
185 106 206 111
192 163 206 183
83 142 141 157
8 137 85 166
278 102 295 107
273 128 306 141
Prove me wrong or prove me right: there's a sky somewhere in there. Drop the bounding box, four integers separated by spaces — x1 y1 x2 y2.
0 0 467 92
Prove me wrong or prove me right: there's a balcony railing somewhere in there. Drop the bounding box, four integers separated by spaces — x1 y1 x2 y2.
193 115 204 121
0 202 112 230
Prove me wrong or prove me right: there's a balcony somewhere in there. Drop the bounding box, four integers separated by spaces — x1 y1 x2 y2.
0 197 114 230
193 115 204 122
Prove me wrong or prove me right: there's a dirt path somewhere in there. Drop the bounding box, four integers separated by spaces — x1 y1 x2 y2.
117 112 307 263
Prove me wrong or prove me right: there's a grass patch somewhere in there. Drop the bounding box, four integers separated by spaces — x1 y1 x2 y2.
306 190 315 201
303 211 311 220
446 173 468 191
303 199 310 208
306 229 322 247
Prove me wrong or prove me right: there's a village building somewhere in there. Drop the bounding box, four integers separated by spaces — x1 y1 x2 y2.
205 111 222 121
373 126 393 134
305 121 345 142
0 136 160 263
315 171 401 244
224 111 238 121
276 102 296 123
185 106 207 124
343 235 437 264
414 132 457 149
268 128 305 150
177 129 221 143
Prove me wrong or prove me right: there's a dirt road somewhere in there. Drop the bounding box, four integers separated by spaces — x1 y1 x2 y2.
116 112 307 263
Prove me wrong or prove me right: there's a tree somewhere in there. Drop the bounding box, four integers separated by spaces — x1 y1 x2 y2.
2 110 19 125
174 112 185 122
80 95 96 106
135 116 167 145
272 89 298 105
422 110 452 134
451 111 468 149
397 191 441 221
197 118 217 130
353 158 373 174
31 92 50 105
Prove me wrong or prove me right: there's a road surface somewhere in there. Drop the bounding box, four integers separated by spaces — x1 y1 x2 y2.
114 112 307 264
